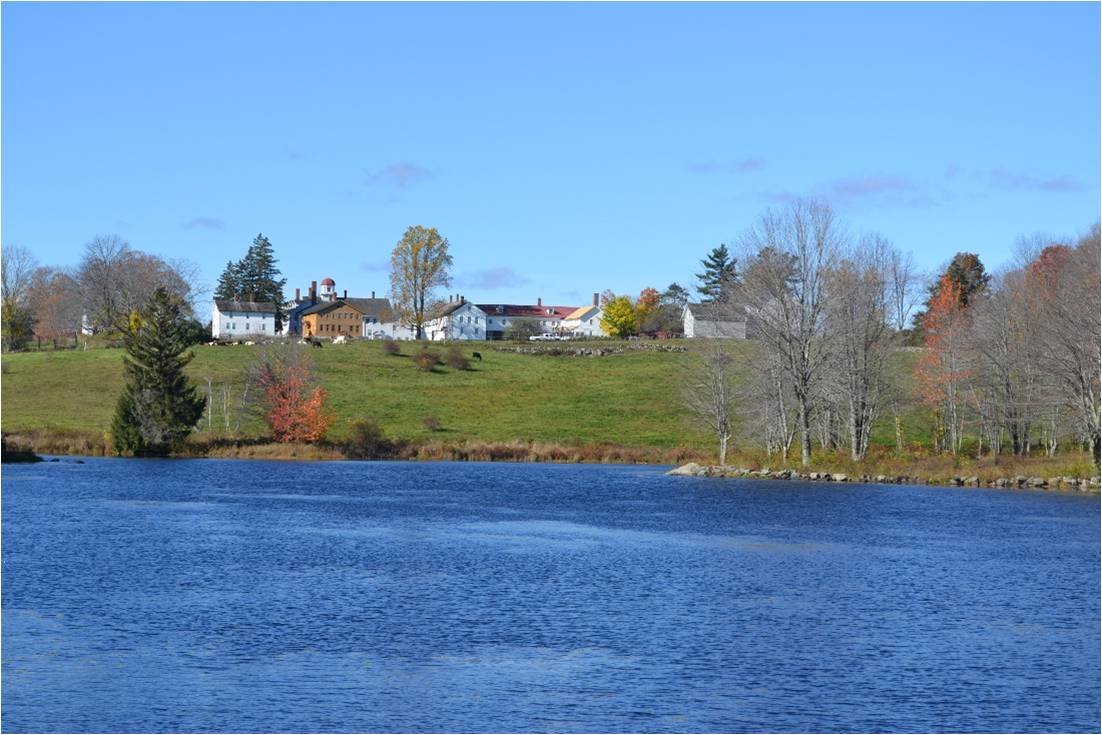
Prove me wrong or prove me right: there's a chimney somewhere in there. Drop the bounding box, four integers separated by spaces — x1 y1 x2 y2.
343 289 347 299
460 295 465 304
450 294 454 303
371 290 375 299
593 292 599 307
310 281 317 304
537 297 542 307
295 287 301 302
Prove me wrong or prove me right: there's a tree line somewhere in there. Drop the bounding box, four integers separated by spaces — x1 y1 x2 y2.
684 198 1100 468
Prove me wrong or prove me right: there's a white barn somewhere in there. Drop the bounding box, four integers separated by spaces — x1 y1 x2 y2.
212 299 278 339
682 302 746 339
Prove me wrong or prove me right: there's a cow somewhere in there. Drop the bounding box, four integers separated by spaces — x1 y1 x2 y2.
472 351 482 361
333 335 348 345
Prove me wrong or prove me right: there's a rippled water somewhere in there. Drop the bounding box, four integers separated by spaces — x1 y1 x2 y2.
3 458 1098 732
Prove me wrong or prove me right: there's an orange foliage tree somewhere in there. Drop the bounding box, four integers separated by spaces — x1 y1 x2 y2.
915 275 972 453
250 346 333 442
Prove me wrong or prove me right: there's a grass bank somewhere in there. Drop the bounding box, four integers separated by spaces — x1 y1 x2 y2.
2 340 1093 479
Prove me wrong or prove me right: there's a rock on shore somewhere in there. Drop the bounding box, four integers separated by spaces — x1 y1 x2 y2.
665 464 1101 493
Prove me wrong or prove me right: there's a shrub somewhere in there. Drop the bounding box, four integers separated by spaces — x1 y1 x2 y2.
444 346 469 371
423 415 443 432
382 339 400 356
343 418 391 459
412 349 440 372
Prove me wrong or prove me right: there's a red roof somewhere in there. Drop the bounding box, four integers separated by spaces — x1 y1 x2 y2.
321 277 335 286
475 304 579 319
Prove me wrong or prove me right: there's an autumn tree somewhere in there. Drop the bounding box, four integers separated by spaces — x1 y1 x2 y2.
634 287 661 333
915 277 972 454
600 295 638 338
389 225 453 340
111 288 206 456
28 267 82 340
248 344 333 442
913 252 989 330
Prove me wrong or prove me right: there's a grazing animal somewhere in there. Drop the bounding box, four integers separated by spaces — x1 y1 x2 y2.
310 339 323 349
472 351 482 361
333 335 348 345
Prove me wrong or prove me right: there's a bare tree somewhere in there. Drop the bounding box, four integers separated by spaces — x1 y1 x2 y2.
683 340 739 465
824 235 894 460
887 247 921 332
78 235 201 332
1 245 39 350
737 199 841 466
1029 225 1101 464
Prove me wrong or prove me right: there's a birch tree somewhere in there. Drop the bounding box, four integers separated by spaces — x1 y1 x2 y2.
683 339 739 465
737 199 840 466
824 235 894 460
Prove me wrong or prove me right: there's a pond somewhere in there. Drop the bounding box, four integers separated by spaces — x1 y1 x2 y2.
2 458 1098 732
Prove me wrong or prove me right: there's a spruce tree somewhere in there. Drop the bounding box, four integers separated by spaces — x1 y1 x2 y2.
214 260 242 300
238 233 287 330
696 244 737 302
111 288 206 456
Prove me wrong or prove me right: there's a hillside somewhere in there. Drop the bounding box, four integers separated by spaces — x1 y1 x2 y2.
1 340 722 449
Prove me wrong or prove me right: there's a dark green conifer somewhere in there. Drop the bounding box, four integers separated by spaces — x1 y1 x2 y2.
214 260 242 300
111 288 205 456
237 233 287 330
696 244 738 302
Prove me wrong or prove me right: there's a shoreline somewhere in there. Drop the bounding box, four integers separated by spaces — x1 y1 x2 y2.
668 462 1101 494
4 429 1098 492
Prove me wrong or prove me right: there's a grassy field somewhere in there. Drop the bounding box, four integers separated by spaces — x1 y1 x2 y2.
0 340 717 449
3 339 1094 478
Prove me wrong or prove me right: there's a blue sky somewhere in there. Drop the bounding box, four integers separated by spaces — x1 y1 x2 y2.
3 2 1098 316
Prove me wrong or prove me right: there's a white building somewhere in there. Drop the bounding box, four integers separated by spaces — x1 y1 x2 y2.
682 302 746 339
212 299 278 339
424 299 487 341
560 304 605 337
420 293 610 341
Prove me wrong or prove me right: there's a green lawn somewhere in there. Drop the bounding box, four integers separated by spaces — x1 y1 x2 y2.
1 341 720 449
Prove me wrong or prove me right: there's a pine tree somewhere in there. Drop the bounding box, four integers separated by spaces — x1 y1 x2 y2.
696 244 737 302
238 233 287 330
214 260 242 300
111 288 206 456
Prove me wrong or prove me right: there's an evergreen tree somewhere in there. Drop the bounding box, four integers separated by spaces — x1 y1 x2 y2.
912 251 990 329
214 260 242 300
660 282 690 308
237 233 287 330
111 288 206 456
696 244 737 302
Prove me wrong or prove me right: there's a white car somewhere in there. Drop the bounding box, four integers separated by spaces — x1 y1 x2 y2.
528 333 558 341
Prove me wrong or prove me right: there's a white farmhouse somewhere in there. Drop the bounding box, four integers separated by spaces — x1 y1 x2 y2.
682 302 746 339
212 299 278 339
561 304 606 337
424 298 487 341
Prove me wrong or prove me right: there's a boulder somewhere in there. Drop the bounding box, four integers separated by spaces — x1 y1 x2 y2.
965 476 979 487
667 462 701 477
831 473 848 482
1028 477 1046 488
